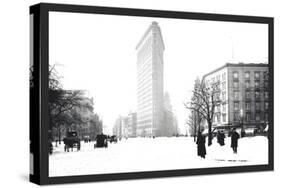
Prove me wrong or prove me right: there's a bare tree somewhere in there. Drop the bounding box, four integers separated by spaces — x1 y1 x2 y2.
48 64 94 141
184 77 220 146
186 110 203 142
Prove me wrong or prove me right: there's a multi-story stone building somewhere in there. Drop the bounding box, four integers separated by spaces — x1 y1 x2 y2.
136 21 165 137
202 63 269 131
51 90 103 141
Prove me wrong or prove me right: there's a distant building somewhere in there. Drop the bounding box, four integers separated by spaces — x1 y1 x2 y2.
113 112 137 138
51 90 102 141
113 116 123 139
127 112 137 137
163 92 179 136
136 21 165 137
122 117 129 138
202 63 269 131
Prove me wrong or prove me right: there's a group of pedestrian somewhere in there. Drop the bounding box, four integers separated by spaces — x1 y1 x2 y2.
196 128 240 159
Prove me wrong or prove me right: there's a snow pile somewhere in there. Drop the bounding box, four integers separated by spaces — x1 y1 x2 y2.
49 136 268 177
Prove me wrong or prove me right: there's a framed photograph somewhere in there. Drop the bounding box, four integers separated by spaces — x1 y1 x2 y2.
29 3 274 185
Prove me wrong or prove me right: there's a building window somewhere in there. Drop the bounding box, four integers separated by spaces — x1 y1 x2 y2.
217 113 221 123
216 75 220 82
264 91 269 99
233 72 239 80
246 91 251 99
246 113 251 122
255 91 260 99
234 91 239 100
265 102 269 110
265 113 269 122
234 112 239 121
222 114 226 122
263 71 269 80
215 84 220 91
264 81 269 89
255 81 260 88
222 82 226 90
222 72 226 81
222 104 226 112
245 81 250 89
246 102 251 111
255 113 260 121
222 92 226 101
233 81 239 89
216 105 221 112
255 102 260 111
214 92 220 101
245 71 250 79
234 102 239 111
255 71 260 79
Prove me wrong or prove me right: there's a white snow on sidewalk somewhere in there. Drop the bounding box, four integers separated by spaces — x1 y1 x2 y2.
49 136 268 177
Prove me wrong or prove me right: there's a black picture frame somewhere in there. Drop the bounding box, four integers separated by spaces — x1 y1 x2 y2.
29 3 274 185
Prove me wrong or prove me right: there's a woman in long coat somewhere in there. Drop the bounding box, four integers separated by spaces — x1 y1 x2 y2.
196 131 206 158
231 128 240 154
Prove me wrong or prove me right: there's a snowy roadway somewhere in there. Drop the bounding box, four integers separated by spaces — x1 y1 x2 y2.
49 136 268 177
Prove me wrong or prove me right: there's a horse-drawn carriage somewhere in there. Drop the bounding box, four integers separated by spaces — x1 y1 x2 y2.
109 135 118 143
94 133 108 148
63 131 81 152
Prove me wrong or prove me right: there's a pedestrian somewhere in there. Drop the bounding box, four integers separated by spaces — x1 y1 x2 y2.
231 128 240 154
196 131 206 158
217 131 225 146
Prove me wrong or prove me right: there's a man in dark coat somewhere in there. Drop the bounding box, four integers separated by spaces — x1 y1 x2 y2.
196 131 206 158
217 131 225 146
231 128 240 154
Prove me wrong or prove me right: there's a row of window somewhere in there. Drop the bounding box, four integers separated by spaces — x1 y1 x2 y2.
214 111 269 123
210 72 227 84
207 70 268 90
233 101 269 111
234 112 269 122
215 104 227 113
218 90 269 102
233 90 269 100
214 113 226 123
233 71 268 80
209 79 269 92
215 101 269 117
233 80 269 89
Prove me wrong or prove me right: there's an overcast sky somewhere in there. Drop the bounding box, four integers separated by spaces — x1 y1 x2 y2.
49 12 268 134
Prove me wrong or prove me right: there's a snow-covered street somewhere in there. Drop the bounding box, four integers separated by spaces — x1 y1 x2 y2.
49 136 268 177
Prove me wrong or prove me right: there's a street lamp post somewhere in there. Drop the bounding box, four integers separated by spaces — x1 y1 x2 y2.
240 108 245 137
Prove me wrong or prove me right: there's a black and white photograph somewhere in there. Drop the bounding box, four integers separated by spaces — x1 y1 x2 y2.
2 0 281 187
46 10 272 177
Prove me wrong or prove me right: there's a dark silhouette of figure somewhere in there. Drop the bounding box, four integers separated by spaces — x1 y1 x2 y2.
231 128 240 154
95 133 108 148
217 131 225 146
196 131 206 158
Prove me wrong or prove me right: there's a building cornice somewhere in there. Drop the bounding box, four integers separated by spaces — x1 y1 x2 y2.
202 63 268 80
